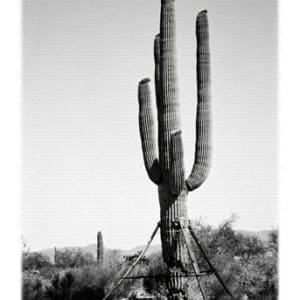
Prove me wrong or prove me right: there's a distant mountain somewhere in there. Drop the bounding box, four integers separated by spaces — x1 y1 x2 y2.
39 230 272 261
121 244 161 256
40 244 161 262
236 230 272 242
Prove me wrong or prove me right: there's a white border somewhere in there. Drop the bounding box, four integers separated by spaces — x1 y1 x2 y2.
279 0 300 299
0 0 299 299
0 0 21 298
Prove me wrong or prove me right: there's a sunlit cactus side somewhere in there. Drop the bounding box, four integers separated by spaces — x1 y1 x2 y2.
97 231 104 265
137 0 211 299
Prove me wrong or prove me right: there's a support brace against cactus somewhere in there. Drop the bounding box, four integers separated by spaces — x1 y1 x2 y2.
138 1 211 299
102 222 235 300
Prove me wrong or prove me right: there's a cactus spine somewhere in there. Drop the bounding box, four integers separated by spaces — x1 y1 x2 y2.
97 231 104 265
138 0 211 299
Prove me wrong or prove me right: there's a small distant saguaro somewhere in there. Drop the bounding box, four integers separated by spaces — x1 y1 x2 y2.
54 247 57 265
137 0 211 298
97 231 104 264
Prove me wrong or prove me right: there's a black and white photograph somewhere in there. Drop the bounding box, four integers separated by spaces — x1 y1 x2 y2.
20 0 278 299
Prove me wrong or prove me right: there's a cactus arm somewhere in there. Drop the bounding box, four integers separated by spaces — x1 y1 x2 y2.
154 33 165 169
186 11 211 192
169 131 185 196
138 78 162 184
154 34 161 109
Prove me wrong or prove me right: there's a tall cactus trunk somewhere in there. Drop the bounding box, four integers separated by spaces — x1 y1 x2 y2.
159 2 187 297
138 0 211 299
159 183 189 299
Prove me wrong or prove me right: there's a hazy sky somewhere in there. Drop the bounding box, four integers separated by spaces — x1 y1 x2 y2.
23 0 277 251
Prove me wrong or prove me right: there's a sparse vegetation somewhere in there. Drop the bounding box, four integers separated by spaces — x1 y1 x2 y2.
22 218 278 300
54 248 94 268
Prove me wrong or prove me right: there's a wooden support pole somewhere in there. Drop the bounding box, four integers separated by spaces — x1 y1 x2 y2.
188 223 235 299
103 222 160 300
178 218 207 300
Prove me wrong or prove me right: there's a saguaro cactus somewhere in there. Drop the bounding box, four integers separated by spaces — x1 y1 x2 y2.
97 231 104 265
138 0 211 299
54 247 57 265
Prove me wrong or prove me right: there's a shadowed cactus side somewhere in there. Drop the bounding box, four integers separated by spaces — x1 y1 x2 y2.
138 0 211 299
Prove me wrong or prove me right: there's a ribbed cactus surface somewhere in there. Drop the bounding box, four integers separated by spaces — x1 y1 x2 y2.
138 1 211 299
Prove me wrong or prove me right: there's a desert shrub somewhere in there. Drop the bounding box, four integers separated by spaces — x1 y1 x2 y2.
44 271 75 300
55 248 95 268
22 219 278 300
23 252 52 271
42 249 124 300
22 272 49 300
143 252 168 298
44 270 104 300
70 266 105 298
71 285 105 300
186 219 278 300
39 266 61 280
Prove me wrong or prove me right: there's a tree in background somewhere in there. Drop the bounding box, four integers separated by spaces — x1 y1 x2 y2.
23 252 52 271
55 248 94 268
183 219 277 300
